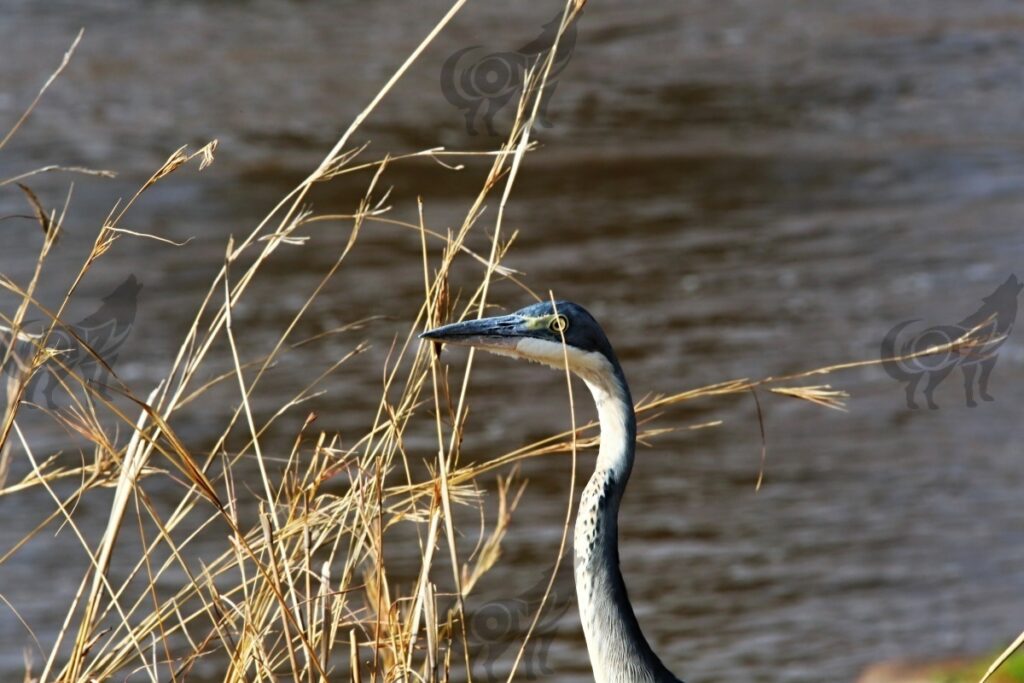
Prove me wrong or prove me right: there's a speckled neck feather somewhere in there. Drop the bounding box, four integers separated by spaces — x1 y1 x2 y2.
574 359 683 683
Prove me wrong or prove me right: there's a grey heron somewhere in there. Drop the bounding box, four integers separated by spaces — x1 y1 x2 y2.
422 300 684 683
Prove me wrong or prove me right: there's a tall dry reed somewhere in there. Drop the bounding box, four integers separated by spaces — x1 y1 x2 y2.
0 3 1017 682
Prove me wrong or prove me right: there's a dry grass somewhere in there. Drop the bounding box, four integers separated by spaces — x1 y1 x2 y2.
0 3 1019 682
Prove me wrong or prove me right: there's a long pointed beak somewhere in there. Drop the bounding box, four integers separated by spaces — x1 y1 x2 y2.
419 314 526 350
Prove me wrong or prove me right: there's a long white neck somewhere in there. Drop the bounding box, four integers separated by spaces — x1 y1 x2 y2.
573 360 682 683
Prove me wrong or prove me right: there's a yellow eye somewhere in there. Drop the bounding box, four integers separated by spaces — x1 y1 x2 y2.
549 315 569 333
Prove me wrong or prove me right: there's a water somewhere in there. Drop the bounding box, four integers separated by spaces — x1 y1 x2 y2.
2 1 1024 681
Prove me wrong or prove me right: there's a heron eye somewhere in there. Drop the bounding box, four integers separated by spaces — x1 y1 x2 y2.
549 315 569 333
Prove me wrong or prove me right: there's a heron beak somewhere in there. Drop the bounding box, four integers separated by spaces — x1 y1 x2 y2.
419 314 525 352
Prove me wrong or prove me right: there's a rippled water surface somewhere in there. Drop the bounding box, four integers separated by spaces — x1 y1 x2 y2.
3 1 1024 681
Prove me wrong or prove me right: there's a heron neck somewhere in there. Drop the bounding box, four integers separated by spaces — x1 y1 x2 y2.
585 362 636 479
574 360 680 683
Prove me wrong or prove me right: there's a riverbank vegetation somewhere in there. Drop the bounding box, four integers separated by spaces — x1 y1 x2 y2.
0 2 1019 681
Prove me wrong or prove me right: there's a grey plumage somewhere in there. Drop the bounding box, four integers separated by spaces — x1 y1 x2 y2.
422 301 684 683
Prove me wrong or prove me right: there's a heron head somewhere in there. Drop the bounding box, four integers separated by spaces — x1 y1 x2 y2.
420 300 619 381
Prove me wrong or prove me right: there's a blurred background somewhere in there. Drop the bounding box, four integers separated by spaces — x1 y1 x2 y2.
2 1 1024 681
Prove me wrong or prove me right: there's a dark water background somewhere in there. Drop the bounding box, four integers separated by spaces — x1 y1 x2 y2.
2 1 1024 681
